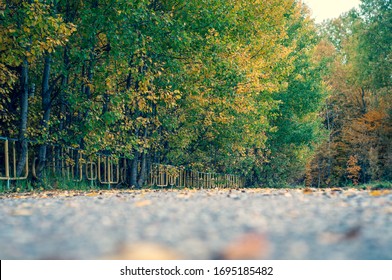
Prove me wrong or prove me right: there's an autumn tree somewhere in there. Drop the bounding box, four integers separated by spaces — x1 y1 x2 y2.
308 0 392 186
0 0 75 178
258 1 326 186
1 0 346 188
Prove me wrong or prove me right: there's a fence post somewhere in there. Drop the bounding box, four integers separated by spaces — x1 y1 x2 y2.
5 140 10 189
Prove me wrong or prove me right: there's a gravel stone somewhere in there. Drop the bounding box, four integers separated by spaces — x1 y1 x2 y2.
0 188 391 259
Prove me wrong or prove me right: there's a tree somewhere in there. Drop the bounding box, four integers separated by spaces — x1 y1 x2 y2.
1 0 75 178
308 0 392 186
259 1 326 186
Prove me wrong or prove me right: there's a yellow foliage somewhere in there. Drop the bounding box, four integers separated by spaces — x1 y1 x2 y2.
347 155 361 185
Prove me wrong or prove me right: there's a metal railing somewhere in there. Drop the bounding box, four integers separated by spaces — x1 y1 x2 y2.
0 137 29 188
147 163 245 188
0 136 245 189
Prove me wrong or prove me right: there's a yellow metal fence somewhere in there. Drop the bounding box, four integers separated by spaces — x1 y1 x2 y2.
0 137 28 185
0 137 245 189
148 164 245 188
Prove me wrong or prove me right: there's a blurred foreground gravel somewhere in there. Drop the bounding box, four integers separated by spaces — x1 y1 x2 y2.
0 188 391 260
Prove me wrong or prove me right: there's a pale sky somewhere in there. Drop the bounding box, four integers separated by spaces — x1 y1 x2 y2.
302 0 361 23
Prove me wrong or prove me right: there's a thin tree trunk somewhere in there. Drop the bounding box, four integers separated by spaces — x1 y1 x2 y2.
317 159 321 188
137 151 147 187
130 127 140 187
137 127 148 187
131 149 139 188
326 103 332 185
16 58 29 177
36 54 52 180
59 45 69 132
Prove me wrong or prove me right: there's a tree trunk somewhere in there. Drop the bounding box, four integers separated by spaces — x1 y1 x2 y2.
137 127 148 187
16 58 29 177
130 126 140 187
131 149 139 188
59 45 69 132
36 54 52 180
137 151 147 188
326 103 332 185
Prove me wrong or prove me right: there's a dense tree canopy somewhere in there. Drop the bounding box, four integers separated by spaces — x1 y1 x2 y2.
307 0 392 186
0 0 390 187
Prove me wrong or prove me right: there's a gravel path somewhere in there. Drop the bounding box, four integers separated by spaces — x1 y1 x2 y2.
0 188 391 260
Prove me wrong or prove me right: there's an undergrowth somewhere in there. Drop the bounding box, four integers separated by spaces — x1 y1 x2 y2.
1 178 391 194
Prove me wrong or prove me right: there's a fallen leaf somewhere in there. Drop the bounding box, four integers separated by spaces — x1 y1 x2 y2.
318 232 342 244
135 200 151 207
105 243 182 260
283 192 292 197
318 226 361 244
344 226 361 240
218 232 270 260
177 193 192 199
86 192 98 197
11 209 33 216
344 189 358 198
303 188 313 194
227 193 240 199
331 187 343 194
369 190 382 196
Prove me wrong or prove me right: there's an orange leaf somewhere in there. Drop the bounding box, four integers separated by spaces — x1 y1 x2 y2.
135 200 151 207
303 188 313 194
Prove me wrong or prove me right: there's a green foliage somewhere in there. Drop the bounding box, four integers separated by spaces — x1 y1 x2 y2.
258 4 326 185
0 0 337 187
358 0 392 89
308 0 392 187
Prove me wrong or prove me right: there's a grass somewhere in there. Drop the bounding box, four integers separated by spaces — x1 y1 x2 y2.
366 181 392 190
0 177 101 194
1 176 391 194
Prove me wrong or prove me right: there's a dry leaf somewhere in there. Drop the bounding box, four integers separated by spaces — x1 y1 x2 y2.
135 200 151 207
369 190 382 197
227 193 240 199
318 226 361 244
219 232 270 260
283 192 292 197
86 192 98 197
11 209 33 216
303 188 313 194
106 243 182 260
177 193 192 199
331 187 343 193
344 226 361 240
318 232 342 244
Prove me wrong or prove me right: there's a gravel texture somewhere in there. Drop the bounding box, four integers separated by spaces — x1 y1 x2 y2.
0 188 391 260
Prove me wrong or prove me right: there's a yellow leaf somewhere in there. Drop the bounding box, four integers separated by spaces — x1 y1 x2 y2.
370 190 390 197
370 190 380 196
219 232 270 260
135 200 151 207
11 209 32 216
177 193 192 199
303 188 313 194
86 192 98 197
105 242 182 260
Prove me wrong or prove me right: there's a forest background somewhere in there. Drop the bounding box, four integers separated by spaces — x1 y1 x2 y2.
0 0 391 188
